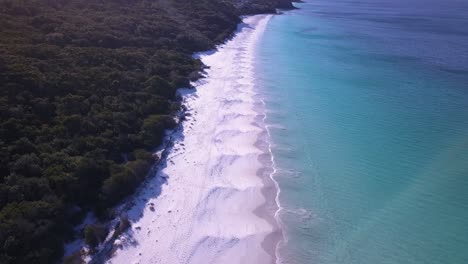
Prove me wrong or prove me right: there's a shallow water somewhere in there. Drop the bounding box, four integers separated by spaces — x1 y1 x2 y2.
255 1 468 263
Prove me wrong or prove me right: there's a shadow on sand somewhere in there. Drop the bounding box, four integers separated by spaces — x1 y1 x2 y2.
89 88 196 264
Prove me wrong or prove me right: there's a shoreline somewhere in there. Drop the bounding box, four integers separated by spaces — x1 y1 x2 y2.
256 98 284 262
252 96 283 260
103 14 281 264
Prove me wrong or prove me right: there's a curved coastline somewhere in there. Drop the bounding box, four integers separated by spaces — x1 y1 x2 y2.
105 14 281 264
251 84 284 262
252 110 283 262
256 97 284 263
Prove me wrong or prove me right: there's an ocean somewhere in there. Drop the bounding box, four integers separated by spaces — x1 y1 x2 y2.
255 0 468 263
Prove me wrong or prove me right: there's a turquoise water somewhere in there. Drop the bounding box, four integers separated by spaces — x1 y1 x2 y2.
256 1 468 263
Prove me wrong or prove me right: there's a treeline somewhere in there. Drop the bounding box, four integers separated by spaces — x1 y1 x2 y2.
0 0 239 263
229 0 295 14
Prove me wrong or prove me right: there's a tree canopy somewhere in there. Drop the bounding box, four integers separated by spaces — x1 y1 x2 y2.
0 0 240 262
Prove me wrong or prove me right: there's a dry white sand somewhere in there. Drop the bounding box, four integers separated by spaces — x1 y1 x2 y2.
106 15 279 264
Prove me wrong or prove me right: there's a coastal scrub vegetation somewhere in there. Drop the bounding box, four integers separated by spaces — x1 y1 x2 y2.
0 0 239 262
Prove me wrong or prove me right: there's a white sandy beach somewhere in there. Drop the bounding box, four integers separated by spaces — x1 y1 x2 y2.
106 15 279 264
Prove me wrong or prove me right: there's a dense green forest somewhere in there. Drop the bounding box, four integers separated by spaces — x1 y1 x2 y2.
0 0 240 262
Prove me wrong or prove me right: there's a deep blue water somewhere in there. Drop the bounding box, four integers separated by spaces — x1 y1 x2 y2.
256 0 468 263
